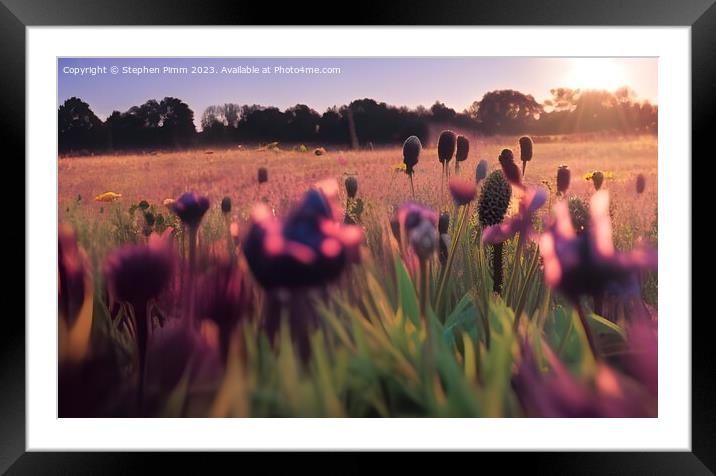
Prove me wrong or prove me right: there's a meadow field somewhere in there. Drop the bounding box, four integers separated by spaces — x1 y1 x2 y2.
58 134 658 418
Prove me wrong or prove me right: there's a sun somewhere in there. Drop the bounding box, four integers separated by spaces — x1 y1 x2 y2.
565 58 627 91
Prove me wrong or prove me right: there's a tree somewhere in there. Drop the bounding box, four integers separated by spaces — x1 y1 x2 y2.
476 90 543 134
58 97 105 153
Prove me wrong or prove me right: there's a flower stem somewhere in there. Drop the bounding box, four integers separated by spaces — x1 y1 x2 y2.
409 174 415 200
492 242 504 294
187 226 198 328
435 203 470 314
134 300 148 416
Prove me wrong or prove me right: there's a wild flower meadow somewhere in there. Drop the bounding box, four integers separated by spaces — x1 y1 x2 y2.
58 134 658 417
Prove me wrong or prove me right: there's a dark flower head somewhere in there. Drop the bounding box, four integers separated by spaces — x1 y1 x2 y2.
345 176 358 199
519 136 533 163
243 179 364 290
397 201 438 233
258 167 268 184
498 148 514 165
172 192 210 228
539 190 657 301
138 200 150 210
104 229 174 305
498 149 523 188
402 136 422 175
636 174 646 194
221 196 232 214
448 177 477 206
592 170 604 190
196 262 248 362
395 202 438 261
437 130 457 164
58 224 89 326
408 219 437 261
475 159 489 184
455 135 470 162
438 211 450 234
482 187 547 245
557 165 571 194
478 171 512 227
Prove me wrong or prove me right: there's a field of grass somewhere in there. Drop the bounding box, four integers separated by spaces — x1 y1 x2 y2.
58 134 658 417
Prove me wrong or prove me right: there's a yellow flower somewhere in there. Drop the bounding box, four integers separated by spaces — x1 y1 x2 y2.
392 163 407 173
94 192 122 202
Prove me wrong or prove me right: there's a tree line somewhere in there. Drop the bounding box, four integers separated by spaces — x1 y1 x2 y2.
58 87 657 154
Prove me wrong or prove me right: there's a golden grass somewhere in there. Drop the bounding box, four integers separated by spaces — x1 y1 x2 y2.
59 135 657 236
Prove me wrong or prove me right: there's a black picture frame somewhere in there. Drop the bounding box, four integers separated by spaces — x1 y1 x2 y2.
3 0 711 473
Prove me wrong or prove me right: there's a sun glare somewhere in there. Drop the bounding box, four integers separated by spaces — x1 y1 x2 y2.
565 58 628 91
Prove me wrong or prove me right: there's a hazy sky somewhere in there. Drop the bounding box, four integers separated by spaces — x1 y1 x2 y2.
58 57 657 129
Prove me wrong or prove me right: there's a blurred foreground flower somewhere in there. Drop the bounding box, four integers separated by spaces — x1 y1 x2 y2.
512 340 655 417
104 229 175 412
482 187 547 245
243 179 364 290
448 177 477 206
58 224 93 364
539 191 657 356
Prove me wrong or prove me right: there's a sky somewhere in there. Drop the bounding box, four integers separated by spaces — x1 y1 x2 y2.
58 57 657 130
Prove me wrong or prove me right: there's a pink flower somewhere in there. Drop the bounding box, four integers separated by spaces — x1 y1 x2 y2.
481 187 547 245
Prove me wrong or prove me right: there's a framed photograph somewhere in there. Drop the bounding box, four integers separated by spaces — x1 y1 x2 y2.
4 0 711 472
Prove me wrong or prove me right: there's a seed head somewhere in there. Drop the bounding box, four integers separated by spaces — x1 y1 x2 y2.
592 170 604 191
498 148 522 187
478 171 512 227
519 136 533 163
557 165 571 195
567 196 590 235
345 176 358 199
636 174 646 194
438 211 450 234
258 167 268 184
456 135 470 162
402 136 422 175
437 130 457 164
221 196 232 214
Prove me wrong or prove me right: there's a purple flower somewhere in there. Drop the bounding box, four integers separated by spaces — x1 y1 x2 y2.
172 192 210 228
242 179 364 290
482 187 547 245
408 219 437 260
448 177 477 206
58 224 89 326
104 230 175 306
397 201 438 233
539 190 657 301
196 262 248 363
513 340 654 417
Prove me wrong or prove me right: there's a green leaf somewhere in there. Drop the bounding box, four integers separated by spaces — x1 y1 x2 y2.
394 255 420 327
